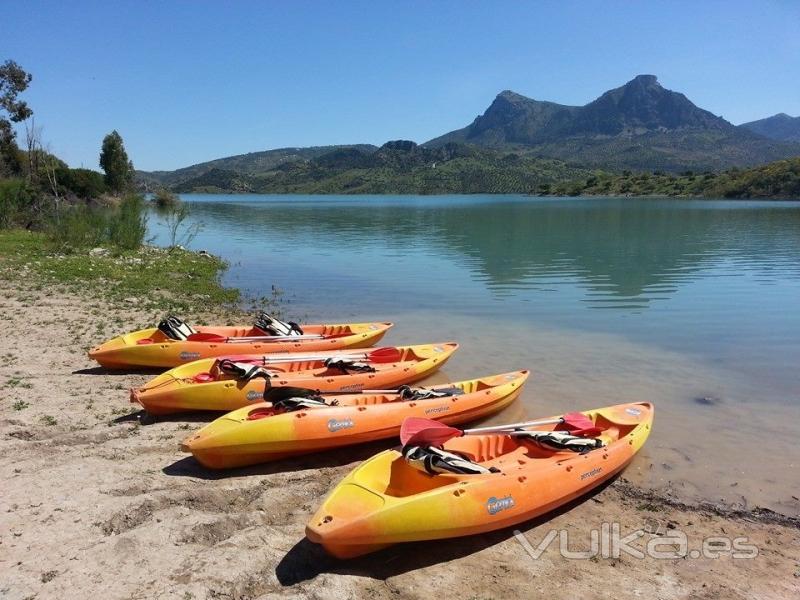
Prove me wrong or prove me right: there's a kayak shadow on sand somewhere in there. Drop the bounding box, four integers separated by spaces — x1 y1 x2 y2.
275 476 619 585
72 365 164 376
161 439 395 480
107 409 219 426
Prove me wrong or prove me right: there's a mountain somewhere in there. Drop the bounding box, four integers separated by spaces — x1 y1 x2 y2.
427 75 800 171
137 75 800 193
137 144 377 188
740 113 800 143
428 75 729 146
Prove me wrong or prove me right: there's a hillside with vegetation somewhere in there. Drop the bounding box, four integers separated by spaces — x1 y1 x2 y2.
544 158 800 199
170 141 594 194
136 144 378 189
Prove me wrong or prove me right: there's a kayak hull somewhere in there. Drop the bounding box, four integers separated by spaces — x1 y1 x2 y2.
306 402 653 558
132 342 459 415
88 322 393 369
182 370 529 468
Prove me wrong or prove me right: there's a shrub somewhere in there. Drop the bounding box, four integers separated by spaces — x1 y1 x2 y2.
0 178 37 228
47 203 109 252
152 188 181 209
55 167 106 199
108 195 147 250
47 194 147 253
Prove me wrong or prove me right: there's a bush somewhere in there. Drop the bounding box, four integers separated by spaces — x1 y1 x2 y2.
55 167 106 199
0 179 37 228
108 195 147 250
152 188 181 209
47 203 109 251
47 194 147 253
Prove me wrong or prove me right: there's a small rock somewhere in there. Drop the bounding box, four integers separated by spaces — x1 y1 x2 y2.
41 570 57 583
694 395 722 406
88 247 108 257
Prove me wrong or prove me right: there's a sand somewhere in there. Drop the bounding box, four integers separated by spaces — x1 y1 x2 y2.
1 280 799 599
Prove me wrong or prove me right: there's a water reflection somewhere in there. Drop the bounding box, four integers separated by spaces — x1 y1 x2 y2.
153 195 800 310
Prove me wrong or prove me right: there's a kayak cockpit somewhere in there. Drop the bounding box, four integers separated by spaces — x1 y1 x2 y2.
356 413 642 499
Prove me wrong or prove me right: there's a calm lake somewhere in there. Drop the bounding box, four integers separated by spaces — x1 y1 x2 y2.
148 195 800 514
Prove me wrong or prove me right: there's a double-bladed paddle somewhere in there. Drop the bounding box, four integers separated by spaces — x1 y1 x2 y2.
400 412 599 447
220 346 403 366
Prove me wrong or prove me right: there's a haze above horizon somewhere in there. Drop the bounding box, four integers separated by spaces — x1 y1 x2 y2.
3 1 799 171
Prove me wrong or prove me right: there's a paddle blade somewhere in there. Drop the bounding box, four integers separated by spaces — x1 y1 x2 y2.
400 417 463 447
560 411 602 437
367 347 402 363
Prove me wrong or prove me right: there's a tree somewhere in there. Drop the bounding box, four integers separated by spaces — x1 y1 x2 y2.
0 60 33 177
99 130 133 193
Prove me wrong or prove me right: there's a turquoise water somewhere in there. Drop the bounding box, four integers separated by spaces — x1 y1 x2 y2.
148 195 800 512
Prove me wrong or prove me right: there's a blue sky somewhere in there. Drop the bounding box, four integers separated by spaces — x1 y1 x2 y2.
3 1 799 171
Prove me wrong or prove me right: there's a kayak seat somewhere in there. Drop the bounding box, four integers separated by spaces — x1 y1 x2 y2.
353 395 393 407
447 434 520 463
320 324 351 336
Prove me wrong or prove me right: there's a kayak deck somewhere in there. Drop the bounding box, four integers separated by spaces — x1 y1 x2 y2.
89 321 393 369
181 370 529 468
132 342 459 414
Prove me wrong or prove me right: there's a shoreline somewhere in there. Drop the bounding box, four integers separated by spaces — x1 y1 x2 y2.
1 234 799 598
165 190 800 201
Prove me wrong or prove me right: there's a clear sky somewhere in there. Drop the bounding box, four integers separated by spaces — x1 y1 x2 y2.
3 1 799 171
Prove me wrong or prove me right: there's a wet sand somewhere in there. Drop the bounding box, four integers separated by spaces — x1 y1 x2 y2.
1 278 799 599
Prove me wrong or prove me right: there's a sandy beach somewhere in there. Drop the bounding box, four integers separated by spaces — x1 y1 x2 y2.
0 273 798 600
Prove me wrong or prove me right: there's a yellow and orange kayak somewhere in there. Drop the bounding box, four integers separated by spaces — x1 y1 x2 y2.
181 370 529 468
89 321 393 369
306 402 654 558
131 342 459 415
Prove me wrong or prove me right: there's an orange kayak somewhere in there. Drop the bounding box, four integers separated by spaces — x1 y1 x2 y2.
88 319 393 369
306 402 654 558
181 370 529 468
131 342 459 415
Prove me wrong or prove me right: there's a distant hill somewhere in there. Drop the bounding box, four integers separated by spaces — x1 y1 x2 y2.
740 113 800 143
426 75 800 172
137 144 377 188
170 141 593 195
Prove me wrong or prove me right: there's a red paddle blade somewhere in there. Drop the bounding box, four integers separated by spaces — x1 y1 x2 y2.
400 417 463 447
367 347 402 363
560 411 602 437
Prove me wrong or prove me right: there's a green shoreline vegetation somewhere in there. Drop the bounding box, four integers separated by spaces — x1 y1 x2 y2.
146 141 800 199
0 59 240 316
0 230 238 314
543 158 800 199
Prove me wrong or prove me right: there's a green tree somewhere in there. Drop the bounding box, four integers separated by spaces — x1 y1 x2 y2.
0 60 33 177
99 130 133 193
